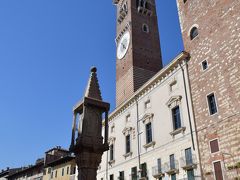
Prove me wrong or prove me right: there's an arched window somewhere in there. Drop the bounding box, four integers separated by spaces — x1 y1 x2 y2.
183 0 187 3
190 27 199 40
136 0 139 7
142 24 149 33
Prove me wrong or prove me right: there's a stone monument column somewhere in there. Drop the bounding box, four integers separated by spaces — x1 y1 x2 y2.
70 67 109 180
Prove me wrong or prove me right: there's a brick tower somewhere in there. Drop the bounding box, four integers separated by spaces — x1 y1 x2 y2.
176 0 240 179
114 0 163 107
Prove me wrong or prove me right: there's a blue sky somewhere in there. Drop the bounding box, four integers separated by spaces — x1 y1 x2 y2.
0 1 183 169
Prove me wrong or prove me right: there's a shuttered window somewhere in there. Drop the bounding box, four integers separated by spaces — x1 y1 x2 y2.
210 139 219 153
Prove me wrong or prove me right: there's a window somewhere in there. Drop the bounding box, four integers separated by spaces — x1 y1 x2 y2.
126 114 131 122
187 169 195 180
172 106 181 130
67 167 69 175
55 170 57 178
131 167 137 180
110 174 114 180
171 174 176 180
140 163 147 178
136 0 147 8
111 125 115 133
190 27 199 40
126 135 131 153
119 171 124 180
145 100 151 109
210 139 219 153
71 167 76 175
51 172 53 179
183 0 187 3
202 60 208 70
146 122 152 144
213 161 224 180
110 144 114 161
169 80 177 92
170 154 175 169
207 93 218 115
142 24 149 33
157 158 162 173
185 148 193 165
48 168 51 174
62 168 64 176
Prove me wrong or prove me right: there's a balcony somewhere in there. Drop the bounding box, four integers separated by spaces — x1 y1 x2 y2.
164 161 179 175
152 166 165 179
180 155 198 170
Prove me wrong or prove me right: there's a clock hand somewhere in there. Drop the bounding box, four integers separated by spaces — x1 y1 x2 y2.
121 43 126 50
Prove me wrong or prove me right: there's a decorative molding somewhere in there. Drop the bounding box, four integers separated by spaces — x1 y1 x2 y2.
108 136 116 144
142 113 154 124
143 141 156 149
170 127 186 136
122 126 133 136
166 95 182 108
123 152 132 158
108 160 115 165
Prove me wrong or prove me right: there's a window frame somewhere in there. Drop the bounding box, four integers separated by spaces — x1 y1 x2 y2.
209 138 220 154
212 160 225 180
125 134 131 154
185 148 193 165
172 105 182 130
170 154 175 169
110 144 114 161
190 27 199 40
207 92 218 115
131 167 138 180
145 122 153 144
119 171 124 180
140 162 147 178
201 60 209 71
142 23 149 33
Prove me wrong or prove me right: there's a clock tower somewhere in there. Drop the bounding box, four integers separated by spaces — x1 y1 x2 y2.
114 0 163 107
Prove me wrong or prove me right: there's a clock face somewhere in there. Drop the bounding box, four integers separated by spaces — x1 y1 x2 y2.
117 31 130 60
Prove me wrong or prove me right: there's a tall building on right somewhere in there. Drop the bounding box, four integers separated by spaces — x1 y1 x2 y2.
176 0 240 179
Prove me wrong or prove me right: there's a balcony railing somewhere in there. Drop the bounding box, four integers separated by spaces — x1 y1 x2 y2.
180 155 198 170
152 166 165 179
164 160 179 175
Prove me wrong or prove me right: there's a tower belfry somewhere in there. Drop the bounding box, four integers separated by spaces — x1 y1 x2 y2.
114 0 163 106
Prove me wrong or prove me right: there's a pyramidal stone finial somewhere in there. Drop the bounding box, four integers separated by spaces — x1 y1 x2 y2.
84 67 102 101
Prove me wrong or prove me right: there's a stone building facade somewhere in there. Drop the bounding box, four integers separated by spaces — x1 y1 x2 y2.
176 0 240 179
98 52 201 180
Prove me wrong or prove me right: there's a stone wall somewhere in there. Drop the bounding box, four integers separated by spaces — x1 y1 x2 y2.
176 0 240 179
